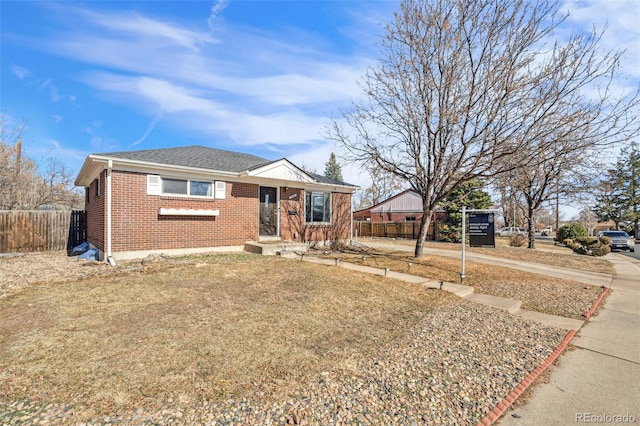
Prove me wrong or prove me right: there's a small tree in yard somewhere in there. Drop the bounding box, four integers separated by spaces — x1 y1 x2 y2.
439 180 492 243
556 222 588 243
329 0 639 258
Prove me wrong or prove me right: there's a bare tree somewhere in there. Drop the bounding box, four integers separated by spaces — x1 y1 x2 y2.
329 0 639 257
356 164 406 210
492 134 599 249
1 117 82 210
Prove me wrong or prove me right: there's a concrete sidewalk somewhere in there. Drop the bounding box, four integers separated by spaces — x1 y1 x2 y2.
499 254 640 425
361 240 613 287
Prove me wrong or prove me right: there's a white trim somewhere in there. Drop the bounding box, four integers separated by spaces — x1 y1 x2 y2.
246 159 314 183
214 181 226 199
109 245 245 261
75 156 359 193
106 160 113 259
147 175 161 195
158 208 220 216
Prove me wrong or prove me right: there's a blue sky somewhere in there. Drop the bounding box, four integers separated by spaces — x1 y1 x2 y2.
1 0 639 213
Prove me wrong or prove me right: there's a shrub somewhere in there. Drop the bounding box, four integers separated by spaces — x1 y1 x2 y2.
565 236 610 257
575 236 598 247
556 223 588 243
508 234 527 247
599 235 612 246
591 244 611 256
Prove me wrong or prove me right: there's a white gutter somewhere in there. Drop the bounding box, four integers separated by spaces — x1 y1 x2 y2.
351 199 354 243
106 159 113 261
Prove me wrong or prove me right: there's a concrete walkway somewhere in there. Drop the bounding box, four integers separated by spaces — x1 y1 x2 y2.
360 240 612 287
300 255 584 331
499 254 640 425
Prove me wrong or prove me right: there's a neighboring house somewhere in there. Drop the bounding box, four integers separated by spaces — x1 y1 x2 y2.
74 146 358 260
593 220 616 236
354 189 425 222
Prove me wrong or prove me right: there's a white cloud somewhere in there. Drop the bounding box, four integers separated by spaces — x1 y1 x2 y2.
207 0 229 30
560 0 640 81
52 115 63 124
131 112 163 147
10 64 30 80
25 2 372 150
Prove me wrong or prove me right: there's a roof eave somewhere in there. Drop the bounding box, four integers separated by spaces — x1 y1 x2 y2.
74 155 240 186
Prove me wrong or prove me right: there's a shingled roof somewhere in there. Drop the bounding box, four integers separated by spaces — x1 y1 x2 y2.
96 145 272 173
89 145 358 187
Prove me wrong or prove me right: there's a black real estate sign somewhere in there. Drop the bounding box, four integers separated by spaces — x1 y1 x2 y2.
469 212 495 248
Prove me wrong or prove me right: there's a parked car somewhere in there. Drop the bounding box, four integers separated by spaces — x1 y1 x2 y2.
598 230 635 252
496 227 527 237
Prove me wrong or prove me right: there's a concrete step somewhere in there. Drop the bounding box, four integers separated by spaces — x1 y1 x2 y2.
244 241 309 256
465 292 522 314
442 282 475 298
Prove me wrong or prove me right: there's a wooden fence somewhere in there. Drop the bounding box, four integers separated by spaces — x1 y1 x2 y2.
0 210 86 253
353 221 438 240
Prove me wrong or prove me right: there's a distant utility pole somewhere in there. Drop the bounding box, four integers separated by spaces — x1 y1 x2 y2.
555 192 560 232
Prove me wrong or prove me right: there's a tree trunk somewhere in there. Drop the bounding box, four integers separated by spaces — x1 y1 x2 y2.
414 209 433 258
527 204 536 249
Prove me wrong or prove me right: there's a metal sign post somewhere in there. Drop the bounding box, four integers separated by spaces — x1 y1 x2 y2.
460 207 498 283
461 205 466 282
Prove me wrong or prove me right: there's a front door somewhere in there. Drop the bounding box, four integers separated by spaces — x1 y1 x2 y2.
259 186 278 237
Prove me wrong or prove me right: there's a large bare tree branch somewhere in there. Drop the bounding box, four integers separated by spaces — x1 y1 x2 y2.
328 0 639 257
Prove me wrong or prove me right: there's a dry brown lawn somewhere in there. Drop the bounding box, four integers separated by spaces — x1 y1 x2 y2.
0 253 456 415
357 237 614 275
316 248 602 318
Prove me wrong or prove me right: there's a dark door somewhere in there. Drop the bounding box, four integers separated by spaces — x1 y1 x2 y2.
259 187 278 236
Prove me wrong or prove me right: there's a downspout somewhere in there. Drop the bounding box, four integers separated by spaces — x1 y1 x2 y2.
106 159 113 262
350 192 354 243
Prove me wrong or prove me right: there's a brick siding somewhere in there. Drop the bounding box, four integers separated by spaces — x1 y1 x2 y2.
107 170 259 252
86 170 352 254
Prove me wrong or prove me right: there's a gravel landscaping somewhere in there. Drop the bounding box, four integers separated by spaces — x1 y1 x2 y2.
1 251 576 424
1 301 565 425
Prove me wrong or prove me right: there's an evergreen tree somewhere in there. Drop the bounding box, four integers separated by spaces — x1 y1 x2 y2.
594 142 640 237
324 152 343 182
438 180 492 242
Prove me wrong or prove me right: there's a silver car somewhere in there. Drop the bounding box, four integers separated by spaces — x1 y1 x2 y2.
598 230 635 252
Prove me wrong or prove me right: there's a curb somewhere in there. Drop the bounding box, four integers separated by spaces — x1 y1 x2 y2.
583 286 610 319
475 329 577 426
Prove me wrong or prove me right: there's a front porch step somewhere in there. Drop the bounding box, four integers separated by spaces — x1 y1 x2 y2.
244 241 309 256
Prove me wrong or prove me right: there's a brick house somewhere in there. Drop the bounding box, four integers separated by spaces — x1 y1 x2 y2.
74 146 358 260
354 189 425 222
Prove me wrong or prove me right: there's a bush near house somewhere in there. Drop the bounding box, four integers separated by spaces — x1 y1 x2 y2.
555 222 588 243
564 235 611 257
508 234 527 247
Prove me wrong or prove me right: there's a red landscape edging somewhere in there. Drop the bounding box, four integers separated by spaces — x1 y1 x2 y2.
475 329 577 426
583 286 610 319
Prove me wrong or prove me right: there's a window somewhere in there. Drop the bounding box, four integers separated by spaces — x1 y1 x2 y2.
190 180 213 197
305 191 331 224
405 216 417 221
151 176 214 198
95 177 100 197
162 178 188 195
